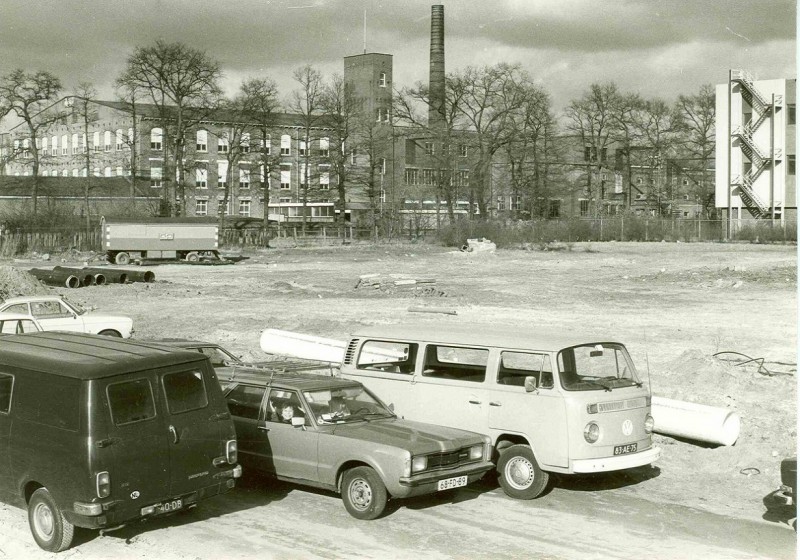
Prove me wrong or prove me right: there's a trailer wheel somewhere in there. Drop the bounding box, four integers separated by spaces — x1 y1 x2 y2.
185 252 200 262
114 252 131 265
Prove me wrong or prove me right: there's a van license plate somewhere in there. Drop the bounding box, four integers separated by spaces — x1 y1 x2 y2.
437 476 467 491
614 443 637 456
154 499 183 514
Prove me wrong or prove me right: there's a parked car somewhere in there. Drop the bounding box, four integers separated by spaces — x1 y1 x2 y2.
779 456 797 505
220 368 493 520
0 295 134 338
149 339 245 377
0 332 241 552
0 312 43 334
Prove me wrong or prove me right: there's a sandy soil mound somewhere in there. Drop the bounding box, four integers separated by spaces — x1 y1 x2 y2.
0 266 49 300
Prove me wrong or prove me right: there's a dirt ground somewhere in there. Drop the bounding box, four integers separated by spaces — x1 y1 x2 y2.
1 240 797 557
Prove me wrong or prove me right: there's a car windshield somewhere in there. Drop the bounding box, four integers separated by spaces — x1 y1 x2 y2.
557 343 642 391
61 296 86 315
304 385 394 424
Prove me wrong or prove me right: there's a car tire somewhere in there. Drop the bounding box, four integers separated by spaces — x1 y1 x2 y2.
28 488 75 553
98 329 122 337
115 252 131 265
497 444 549 500
341 466 388 520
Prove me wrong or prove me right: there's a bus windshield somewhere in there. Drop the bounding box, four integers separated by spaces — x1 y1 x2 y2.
557 343 641 391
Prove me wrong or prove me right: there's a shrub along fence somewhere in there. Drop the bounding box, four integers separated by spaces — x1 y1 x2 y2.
0 217 795 256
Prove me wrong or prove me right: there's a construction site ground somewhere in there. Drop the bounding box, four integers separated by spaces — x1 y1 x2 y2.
0 240 796 559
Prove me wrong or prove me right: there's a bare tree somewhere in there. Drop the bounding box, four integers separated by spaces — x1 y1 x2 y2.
73 83 98 231
117 41 222 216
0 69 63 214
288 65 325 235
676 84 716 216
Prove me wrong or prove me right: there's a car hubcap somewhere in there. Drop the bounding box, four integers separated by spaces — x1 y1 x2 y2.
34 503 55 539
505 456 535 490
348 478 372 510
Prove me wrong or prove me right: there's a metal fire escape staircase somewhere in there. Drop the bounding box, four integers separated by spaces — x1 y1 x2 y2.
729 70 783 219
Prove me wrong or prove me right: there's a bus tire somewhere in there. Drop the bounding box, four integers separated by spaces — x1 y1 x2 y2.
497 444 549 500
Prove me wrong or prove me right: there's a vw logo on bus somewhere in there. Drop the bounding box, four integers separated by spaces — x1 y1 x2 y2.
622 419 634 436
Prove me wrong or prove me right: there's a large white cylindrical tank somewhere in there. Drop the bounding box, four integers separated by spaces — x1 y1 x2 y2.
651 396 741 446
260 328 346 363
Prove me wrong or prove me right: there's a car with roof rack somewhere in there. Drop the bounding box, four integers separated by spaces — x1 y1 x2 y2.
219 368 493 520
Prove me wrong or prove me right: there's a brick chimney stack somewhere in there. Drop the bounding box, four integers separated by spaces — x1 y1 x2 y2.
428 4 446 129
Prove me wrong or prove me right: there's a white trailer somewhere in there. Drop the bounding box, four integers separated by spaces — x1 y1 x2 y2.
101 217 221 265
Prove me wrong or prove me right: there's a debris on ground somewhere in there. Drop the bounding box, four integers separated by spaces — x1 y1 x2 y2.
355 274 447 297
0 266 49 300
460 238 496 253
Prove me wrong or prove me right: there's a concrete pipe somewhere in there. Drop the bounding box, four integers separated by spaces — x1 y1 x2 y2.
52 266 95 286
260 328 346 363
125 269 155 283
651 396 740 446
79 267 129 284
29 268 81 289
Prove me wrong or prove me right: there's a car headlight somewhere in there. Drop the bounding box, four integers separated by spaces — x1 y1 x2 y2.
411 455 428 473
644 414 655 434
468 444 483 460
584 422 600 443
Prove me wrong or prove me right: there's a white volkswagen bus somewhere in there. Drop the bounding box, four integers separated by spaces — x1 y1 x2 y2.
339 324 661 499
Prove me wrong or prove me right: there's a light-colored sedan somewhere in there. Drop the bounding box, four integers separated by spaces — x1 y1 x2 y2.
0 312 44 334
0 295 134 338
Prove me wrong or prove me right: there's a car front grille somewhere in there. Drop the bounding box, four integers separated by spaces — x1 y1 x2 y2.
427 447 475 470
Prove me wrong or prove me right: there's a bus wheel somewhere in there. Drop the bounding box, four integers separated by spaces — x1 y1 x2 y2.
497 444 549 500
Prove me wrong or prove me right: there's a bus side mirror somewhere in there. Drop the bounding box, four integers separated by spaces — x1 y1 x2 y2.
524 376 539 393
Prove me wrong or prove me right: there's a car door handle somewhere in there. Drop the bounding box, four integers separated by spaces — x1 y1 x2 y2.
468 399 481 405
489 401 502 407
257 425 270 432
169 425 179 444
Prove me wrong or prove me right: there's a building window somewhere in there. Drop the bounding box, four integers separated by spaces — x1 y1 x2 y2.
788 155 796 176
71 133 79 155
510 196 521 211
91 131 99 152
115 166 123 176
71 168 78 177
455 170 469 187
279 197 291 203
261 134 271 155
299 139 307 157
196 199 208 216
350 149 357 165
102 131 111 152
116 129 124 151
280 167 291 189
459 144 467 157
496 196 505 211
789 104 796 126
320 171 330 190
126 128 133 149
196 129 207 152
218 161 228 188
218 134 229 154
422 168 435 186
299 165 308 187
196 168 207 188
579 199 590 217
241 133 250 153
239 167 250 189
376 108 389 123
281 134 291 156
319 137 329 157
217 199 231 217
548 199 561 218
238 200 251 217
378 72 387 87
424 142 434 156
40 136 48 156
379 157 386 175
150 128 162 151
150 165 162 187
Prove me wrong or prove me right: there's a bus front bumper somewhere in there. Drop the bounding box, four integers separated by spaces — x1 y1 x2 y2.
571 446 661 473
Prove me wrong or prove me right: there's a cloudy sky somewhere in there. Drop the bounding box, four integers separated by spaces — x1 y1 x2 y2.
1 0 796 114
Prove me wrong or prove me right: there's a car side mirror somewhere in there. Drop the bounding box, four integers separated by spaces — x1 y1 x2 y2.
290 416 305 427
387 403 395 412
524 376 539 393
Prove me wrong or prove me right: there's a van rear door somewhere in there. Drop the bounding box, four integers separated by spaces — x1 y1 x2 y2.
160 365 224 496
102 376 170 505
0 372 12 497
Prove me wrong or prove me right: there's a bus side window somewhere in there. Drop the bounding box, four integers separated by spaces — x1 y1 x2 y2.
497 352 552 389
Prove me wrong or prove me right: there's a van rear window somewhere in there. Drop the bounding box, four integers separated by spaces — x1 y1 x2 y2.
0 373 13 413
163 369 208 414
107 378 156 425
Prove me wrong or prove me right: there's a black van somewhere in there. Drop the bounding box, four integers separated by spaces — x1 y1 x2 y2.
0 332 241 552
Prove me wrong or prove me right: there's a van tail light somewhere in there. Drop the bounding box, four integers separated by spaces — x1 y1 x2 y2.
96 471 111 498
226 440 238 464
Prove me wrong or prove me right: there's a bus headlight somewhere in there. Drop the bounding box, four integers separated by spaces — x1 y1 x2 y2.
411 455 428 473
644 414 655 433
584 422 600 443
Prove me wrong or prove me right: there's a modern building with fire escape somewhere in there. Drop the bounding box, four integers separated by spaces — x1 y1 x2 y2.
715 71 796 229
